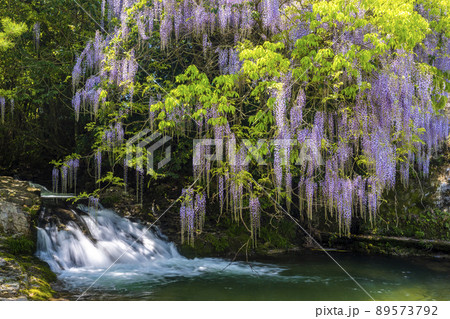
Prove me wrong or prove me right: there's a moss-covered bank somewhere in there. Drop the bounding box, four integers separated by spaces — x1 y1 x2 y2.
0 176 59 300
0 236 58 300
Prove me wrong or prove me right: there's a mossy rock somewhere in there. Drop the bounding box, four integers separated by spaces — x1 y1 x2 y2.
0 249 57 300
4 235 36 255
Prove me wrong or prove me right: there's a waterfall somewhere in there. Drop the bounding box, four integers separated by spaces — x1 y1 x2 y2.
36 206 180 271
35 204 282 299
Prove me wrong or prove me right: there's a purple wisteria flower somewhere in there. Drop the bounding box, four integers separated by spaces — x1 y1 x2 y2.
67 0 450 241
61 165 68 193
0 97 5 124
52 167 59 193
95 150 102 183
249 195 261 243
33 22 40 50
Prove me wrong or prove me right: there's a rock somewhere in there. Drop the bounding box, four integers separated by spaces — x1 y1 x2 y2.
39 206 95 241
0 202 32 236
0 252 59 301
0 176 41 236
0 296 28 301
436 166 450 213
42 207 81 228
0 256 28 300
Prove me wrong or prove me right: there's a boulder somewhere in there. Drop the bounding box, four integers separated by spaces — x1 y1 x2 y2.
0 176 41 236
436 167 450 213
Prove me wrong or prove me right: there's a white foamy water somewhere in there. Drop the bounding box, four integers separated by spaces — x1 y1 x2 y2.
36 206 282 294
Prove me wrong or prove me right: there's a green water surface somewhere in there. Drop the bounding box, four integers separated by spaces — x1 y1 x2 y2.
67 252 450 301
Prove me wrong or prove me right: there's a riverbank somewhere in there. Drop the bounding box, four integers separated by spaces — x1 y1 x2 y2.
0 176 59 300
0 247 58 300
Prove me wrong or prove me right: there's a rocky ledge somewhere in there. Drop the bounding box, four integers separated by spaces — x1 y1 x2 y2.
0 176 58 300
0 249 57 301
0 255 28 300
0 176 41 236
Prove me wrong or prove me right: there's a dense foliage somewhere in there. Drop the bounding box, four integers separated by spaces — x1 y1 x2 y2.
2 0 449 244
0 0 98 176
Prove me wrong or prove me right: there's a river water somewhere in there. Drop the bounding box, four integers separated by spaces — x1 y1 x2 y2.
35 206 450 301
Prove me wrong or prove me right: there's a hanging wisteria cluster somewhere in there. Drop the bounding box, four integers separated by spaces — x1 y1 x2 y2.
194 124 252 227
0 97 14 124
94 150 102 184
249 195 261 245
0 97 5 124
136 165 144 206
415 5 450 74
88 196 100 214
52 167 59 193
33 22 40 51
10 99 13 119
61 165 68 193
179 189 206 245
71 30 107 120
52 159 80 194
102 122 125 150
70 0 308 124
69 0 450 244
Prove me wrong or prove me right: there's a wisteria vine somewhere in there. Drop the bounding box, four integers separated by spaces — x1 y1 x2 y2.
65 0 449 244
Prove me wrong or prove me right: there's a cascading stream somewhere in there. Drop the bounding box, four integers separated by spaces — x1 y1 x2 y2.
35 205 283 298
34 202 450 301
36 206 180 270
